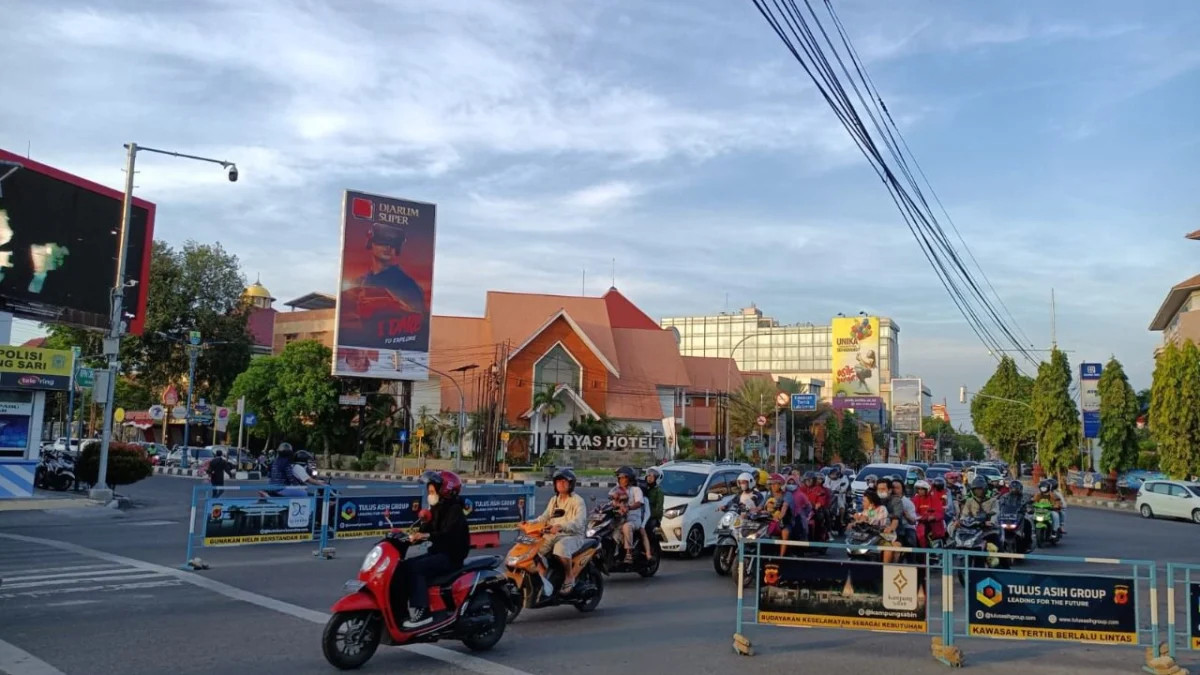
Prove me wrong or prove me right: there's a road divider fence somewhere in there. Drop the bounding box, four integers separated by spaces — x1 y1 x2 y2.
732 539 1161 669
1166 563 1200 659
182 482 536 568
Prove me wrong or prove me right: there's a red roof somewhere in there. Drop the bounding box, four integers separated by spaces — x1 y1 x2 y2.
22 337 47 348
247 307 277 347
603 287 660 330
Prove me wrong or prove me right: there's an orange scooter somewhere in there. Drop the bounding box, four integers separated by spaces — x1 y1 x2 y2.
503 511 604 622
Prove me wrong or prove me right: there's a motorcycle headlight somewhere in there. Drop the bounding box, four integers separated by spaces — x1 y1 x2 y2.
720 512 737 528
361 545 383 572
585 528 597 538
663 504 687 519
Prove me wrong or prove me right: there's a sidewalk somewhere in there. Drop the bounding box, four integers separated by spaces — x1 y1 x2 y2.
0 491 104 512
152 465 620 487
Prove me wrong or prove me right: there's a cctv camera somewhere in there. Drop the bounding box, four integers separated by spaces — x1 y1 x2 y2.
227 165 239 182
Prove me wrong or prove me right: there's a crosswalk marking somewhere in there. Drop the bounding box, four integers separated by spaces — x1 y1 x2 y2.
4 567 129 582
3 570 159 589
0 564 117 575
0 542 181 600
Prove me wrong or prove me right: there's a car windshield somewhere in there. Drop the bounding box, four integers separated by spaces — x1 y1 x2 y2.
1189 486 1200 498
975 467 1001 477
857 465 902 480
926 468 948 480
659 470 708 497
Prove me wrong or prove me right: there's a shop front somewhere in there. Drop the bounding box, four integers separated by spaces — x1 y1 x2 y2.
0 346 74 498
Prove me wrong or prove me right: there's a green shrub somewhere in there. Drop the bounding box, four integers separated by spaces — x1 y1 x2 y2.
76 441 153 488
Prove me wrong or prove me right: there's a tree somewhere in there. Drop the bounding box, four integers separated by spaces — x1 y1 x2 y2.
1097 357 1140 475
363 394 403 455
227 357 282 445
270 340 341 441
729 377 778 438
922 416 958 459
568 414 615 437
1031 348 1081 485
971 356 1034 470
1135 388 1151 417
823 412 865 466
1151 340 1200 479
531 384 565 455
955 433 986 461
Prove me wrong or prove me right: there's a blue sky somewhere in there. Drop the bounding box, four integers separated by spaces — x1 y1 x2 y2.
2 0 1197 423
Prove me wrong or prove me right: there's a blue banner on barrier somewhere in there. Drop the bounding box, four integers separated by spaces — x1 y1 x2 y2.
464 492 527 532
334 495 424 539
203 496 315 546
966 568 1136 644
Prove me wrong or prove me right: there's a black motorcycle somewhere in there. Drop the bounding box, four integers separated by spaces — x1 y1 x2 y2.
35 450 75 491
845 522 886 561
586 502 660 578
952 514 1004 585
995 499 1033 557
712 499 774 585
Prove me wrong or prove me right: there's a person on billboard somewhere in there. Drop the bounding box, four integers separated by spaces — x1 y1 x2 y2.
357 222 425 315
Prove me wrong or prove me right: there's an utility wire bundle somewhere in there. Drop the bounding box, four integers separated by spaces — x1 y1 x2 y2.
749 0 1038 370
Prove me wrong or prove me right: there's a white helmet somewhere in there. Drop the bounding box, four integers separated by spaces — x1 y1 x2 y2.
737 472 755 492
915 480 931 491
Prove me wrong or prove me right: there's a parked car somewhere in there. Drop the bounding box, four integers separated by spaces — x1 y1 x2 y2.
656 460 757 559
1137 480 1200 524
166 447 214 467
850 462 926 497
51 437 82 456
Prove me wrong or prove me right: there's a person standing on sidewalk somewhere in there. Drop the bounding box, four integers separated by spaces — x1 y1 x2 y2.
206 449 235 497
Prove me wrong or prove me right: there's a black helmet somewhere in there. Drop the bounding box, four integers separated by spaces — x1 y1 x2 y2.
1038 479 1052 493
277 442 294 457
970 476 988 491
295 450 313 463
552 467 577 492
615 466 637 482
1048 478 1059 490
780 466 793 476
1008 480 1023 494
803 471 819 482
931 477 946 490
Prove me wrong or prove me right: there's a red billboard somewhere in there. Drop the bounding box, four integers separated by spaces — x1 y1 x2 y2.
332 190 436 380
0 149 154 335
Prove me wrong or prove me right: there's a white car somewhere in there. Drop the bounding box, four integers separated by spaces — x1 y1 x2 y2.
850 462 925 497
657 461 757 558
1137 479 1200 524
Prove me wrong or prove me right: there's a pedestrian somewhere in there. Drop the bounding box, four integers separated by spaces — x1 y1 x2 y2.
206 449 235 497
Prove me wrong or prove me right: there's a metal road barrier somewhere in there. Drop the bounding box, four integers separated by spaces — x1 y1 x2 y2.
182 483 537 568
1166 563 1200 658
732 539 1159 668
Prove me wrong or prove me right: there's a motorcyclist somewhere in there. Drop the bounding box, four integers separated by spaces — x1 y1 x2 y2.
1049 478 1067 533
1035 479 1065 536
726 472 764 511
765 473 792 551
266 443 325 496
401 470 470 629
529 468 588 595
614 466 650 563
887 476 918 548
825 467 850 524
801 471 832 542
911 480 945 547
931 476 956 523
957 476 998 523
783 474 811 541
996 479 1033 550
643 467 664 524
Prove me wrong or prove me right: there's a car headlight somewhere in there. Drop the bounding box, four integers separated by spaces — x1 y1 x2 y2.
720 512 737 528
585 528 597 537
361 545 383 572
663 504 687 519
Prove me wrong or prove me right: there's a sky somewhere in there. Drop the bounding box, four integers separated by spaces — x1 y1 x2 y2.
2 0 1198 426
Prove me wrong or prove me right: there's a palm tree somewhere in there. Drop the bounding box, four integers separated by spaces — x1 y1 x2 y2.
532 383 566 456
415 405 436 456
438 410 460 455
363 396 402 455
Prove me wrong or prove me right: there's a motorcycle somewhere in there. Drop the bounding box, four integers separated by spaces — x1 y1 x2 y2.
585 501 661 578
35 450 75 491
322 522 512 670
996 499 1033 557
712 499 773 585
952 514 1004 585
845 522 887 561
1031 500 1062 547
503 510 604 623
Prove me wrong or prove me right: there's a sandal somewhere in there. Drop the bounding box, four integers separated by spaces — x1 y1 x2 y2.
561 581 575 594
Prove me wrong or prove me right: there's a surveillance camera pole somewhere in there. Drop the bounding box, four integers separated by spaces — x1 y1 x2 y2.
91 143 238 501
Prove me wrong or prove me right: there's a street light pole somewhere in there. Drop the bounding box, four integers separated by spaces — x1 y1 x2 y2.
183 345 199 454
724 333 765 460
91 143 238 501
405 358 469 471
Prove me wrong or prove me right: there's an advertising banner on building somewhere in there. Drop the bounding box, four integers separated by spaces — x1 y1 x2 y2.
832 316 880 400
203 496 315 546
0 148 155 334
0 346 74 391
931 404 949 423
891 378 922 433
334 495 424 539
967 569 1136 644
758 558 927 632
831 396 882 410
463 492 528 532
332 190 437 381
1080 363 1102 439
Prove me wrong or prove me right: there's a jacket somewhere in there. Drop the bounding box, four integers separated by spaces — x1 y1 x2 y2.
535 493 587 536
801 484 831 510
421 497 471 566
912 493 944 521
1033 491 1064 510
960 495 997 519
644 484 664 521
787 488 813 521
268 457 302 486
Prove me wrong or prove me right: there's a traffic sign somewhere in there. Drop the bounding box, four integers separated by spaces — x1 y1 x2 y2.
76 367 94 388
415 427 425 439
755 415 768 427
398 429 408 442
500 431 510 442
163 385 179 406
149 405 166 421
919 431 926 438
775 392 790 407
114 407 126 423
790 393 817 411
189 330 202 346
171 405 188 420
243 412 258 427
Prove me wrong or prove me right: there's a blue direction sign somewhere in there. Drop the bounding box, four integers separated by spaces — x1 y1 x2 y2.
397 429 408 442
243 412 258 427
790 393 818 411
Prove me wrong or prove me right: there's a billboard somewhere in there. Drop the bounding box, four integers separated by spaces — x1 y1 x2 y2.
891 377 922 433
0 149 154 334
832 316 880 400
0 346 74 391
1080 362 1101 439
332 190 436 380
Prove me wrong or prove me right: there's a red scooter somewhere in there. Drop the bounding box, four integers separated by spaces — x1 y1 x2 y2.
322 515 514 670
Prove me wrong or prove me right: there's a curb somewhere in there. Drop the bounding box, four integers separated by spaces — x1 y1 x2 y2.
151 466 618 488
1065 496 1134 512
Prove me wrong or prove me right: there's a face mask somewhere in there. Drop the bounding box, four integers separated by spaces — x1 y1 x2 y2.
428 492 439 506
786 484 797 492
877 490 889 498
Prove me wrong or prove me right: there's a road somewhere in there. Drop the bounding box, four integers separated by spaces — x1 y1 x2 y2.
0 475 1197 675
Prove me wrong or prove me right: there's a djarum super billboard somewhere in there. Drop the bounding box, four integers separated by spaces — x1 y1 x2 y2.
0 149 155 334
331 190 437 380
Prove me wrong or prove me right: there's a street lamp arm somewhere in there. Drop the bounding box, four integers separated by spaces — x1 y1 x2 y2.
134 144 236 170
404 358 467 471
962 388 1032 410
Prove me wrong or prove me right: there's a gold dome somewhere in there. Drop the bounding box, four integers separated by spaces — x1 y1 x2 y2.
244 282 272 299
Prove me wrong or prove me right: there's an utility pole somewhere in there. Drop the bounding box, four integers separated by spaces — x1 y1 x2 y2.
1050 287 1057 349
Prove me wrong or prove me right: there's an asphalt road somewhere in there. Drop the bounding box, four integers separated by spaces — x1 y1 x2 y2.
1 475 1198 675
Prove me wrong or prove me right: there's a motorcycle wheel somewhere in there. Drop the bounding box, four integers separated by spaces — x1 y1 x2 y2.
1035 528 1046 549
506 577 528 624
712 545 734 576
321 610 381 671
638 549 660 578
575 567 603 613
461 590 508 652
51 474 72 492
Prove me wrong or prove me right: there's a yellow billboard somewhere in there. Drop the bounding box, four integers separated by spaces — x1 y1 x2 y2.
831 317 880 398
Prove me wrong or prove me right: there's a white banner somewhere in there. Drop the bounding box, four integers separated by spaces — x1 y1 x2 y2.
0 401 33 416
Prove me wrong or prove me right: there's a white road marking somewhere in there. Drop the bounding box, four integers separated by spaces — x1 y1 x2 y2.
0 638 67 675
45 600 102 607
0 564 118 575
126 520 178 527
4 568 146 583
2 571 167 590
1 579 184 600
0 533 537 675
